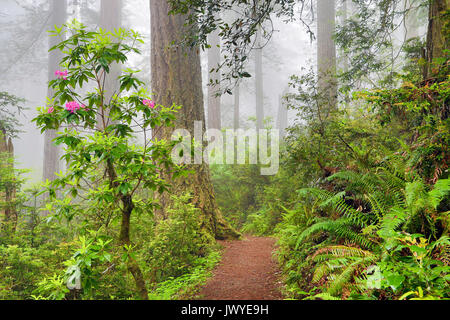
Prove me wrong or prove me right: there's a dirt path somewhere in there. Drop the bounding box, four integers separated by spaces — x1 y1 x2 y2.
198 236 283 300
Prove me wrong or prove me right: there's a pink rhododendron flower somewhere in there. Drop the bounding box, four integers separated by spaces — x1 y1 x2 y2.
55 70 68 80
65 101 81 113
143 99 156 109
48 106 54 114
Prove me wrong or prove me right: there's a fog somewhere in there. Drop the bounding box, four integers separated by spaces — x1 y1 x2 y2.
2 0 339 185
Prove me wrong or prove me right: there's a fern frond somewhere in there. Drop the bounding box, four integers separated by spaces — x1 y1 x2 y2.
296 219 375 249
298 187 372 227
429 179 450 209
327 263 358 296
326 255 376 296
378 206 408 238
312 263 332 283
312 245 374 260
308 293 342 300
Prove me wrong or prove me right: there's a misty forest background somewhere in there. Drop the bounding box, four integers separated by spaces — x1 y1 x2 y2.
0 0 449 300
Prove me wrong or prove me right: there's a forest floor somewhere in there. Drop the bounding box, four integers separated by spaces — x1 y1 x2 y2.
197 235 284 300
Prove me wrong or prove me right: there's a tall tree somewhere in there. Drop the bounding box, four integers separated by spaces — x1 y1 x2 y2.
277 88 289 137
98 0 122 130
255 27 264 130
234 82 240 130
425 0 449 78
341 0 349 75
150 0 239 240
317 0 337 108
207 29 221 130
43 0 67 181
404 0 420 39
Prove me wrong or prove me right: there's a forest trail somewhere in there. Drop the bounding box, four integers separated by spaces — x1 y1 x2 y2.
198 236 283 300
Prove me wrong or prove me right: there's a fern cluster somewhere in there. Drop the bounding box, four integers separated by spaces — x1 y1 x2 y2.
288 158 450 299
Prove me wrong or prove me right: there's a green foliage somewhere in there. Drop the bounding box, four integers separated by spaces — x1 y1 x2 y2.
33 274 70 301
359 76 450 184
241 209 273 236
0 19 224 302
144 194 214 283
244 36 449 300
148 250 221 300
0 232 72 300
373 232 450 299
211 163 270 231
0 91 25 138
64 234 113 296
282 163 449 300
0 244 47 299
30 20 189 299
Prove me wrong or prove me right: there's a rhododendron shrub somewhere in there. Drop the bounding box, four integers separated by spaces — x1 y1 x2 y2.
33 20 185 300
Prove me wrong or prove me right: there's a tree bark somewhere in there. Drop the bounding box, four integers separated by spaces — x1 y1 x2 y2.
98 0 122 130
150 0 240 240
43 0 66 181
207 29 221 130
255 27 264 130
342 0 349 75
317 0 337 109
404 0 420 40
277 88 288 138
425 0 449 78
106 159 149 300
234 83 240 130
119 194 148 300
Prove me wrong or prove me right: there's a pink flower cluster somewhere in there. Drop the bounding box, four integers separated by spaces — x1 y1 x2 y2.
48 106 54 114
55 70 68 80
143 99 156 109
65 101 86 113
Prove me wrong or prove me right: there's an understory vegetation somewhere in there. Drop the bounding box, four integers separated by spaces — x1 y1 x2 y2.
212 41 450 301
0 0 449 301
0 22 221 300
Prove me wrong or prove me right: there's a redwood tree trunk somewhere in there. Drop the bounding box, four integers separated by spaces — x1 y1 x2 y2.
255 27 264 130
208 29 221 130
425 0 449 78
150 0 239 240
234 83 240 130
43 0 66 181
277 88 288 138
317 0 337 109
404 0 420 40
98 0 122 130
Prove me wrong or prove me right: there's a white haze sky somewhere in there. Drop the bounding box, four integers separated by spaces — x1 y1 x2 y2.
0 0 315 184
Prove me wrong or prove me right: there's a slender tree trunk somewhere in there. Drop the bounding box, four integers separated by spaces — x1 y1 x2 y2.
79 0 93 27
105 159 148 300
208 29 221 130
317 0 337 108
277 88 288 137
43 0 66 181
234 83 240 130
98 0 122 130
341 0 351 103
119 194 148 300
425 0 449 78
150 0 239 240
255 27 264 130
404 0 420 40
342 0 349 74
